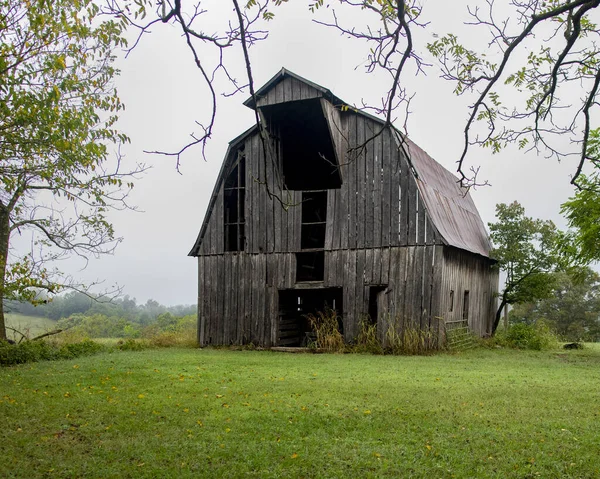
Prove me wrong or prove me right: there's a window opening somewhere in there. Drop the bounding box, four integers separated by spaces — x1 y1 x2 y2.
462 291 470 320
301 191 327 250
449 290 454 312
224 149 246 252
296 251 325 282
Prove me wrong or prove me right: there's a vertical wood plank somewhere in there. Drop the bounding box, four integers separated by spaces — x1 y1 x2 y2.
325 189 335 250
389 133 399 247
382 129 392 247
223 255 231 344
373 128 383 248
364 248 373 285
217 256 225 344
275 80 284 104
251 255 259 343
407 174 417 246
365 120 375 249
283 76 292 102
347 113 357 249
381 247 390 285
344 250 356 341
207 256 215 344
417 191 426 245
356 117 366 249
355 249 366 337
399 154 409 246
197 257 204 345
387 248 399 330
372 248 381 285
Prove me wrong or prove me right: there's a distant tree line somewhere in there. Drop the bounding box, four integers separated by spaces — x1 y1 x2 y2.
5 293 196 340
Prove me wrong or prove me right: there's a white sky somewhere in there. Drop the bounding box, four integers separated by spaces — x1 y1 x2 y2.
42 1 589 305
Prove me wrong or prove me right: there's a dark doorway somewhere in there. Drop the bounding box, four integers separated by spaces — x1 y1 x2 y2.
368 285 387 325
277 288 343 346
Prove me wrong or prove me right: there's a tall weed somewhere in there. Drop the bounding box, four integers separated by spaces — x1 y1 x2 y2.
306 307 345 353
353 317 383 354
384 316 438 355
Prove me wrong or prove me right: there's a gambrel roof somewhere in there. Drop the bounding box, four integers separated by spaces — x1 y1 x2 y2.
190 68 493 258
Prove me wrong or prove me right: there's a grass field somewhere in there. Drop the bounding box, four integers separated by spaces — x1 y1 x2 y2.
5 313 57 340
1 346 600 478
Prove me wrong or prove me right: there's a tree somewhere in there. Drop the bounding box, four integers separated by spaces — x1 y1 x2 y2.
0 1 145 340
510 267 600 341
561 173 600 263
102 0 600 189
488 202 563 334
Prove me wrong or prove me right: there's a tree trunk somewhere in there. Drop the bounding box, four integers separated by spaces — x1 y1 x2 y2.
0 206 10 341
492 297 508 336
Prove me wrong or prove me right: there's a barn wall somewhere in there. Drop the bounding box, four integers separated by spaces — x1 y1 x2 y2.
198 245 453 346
438 247 498 336
196 110 443 257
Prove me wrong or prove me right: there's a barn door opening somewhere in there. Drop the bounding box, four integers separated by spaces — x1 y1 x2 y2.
277 288 343 347
368 285 387 330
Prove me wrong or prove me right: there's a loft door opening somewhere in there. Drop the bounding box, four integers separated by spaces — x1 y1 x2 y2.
262 99 341 190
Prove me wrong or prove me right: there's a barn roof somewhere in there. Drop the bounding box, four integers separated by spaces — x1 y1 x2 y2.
391 132 493 257
190 69 493 259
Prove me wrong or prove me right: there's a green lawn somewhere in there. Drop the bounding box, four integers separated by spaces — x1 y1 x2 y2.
1 346 600 478
5 313 57 340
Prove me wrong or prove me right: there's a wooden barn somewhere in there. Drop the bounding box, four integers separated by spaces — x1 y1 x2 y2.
189 69 499 347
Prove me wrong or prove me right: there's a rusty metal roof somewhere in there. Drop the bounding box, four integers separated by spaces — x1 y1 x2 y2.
393 132 493 258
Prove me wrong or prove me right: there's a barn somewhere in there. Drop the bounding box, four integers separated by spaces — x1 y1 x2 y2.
189 68 498 347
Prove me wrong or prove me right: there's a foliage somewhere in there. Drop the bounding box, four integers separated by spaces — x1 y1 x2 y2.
3 347 600 477
353 318 383 354
0 0 146 340
510 267 600 342
561 168 600 264
101 1 600 190
116 338 150 351
0 338 104 366
384 318 438 355
488 201 564 334
306 307 345 352
8 292 195 323
491 321 559 351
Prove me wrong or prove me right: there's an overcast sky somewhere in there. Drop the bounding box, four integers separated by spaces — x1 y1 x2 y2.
39 1 587 306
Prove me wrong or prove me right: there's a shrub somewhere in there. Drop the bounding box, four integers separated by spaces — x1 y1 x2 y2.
493 321 559 350
353 318 383 354
0 339 105 366
117 338 150 351
306 308 345 353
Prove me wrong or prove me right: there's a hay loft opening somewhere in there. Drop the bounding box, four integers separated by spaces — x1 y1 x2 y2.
263 99 341 190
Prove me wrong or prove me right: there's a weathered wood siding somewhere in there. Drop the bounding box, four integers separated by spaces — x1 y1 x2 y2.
196 108 443 256
194 100 497 346
255 76 324 109
438 247 498 336
198 245 450 346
